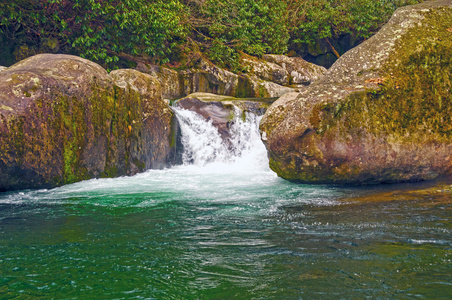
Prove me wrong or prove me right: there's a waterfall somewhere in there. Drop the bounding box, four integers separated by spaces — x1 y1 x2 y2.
173 106 268 171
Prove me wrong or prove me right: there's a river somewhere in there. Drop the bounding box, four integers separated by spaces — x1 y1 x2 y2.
0 108 451 299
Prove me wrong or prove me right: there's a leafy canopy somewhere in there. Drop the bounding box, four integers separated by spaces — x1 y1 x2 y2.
0 0 422 69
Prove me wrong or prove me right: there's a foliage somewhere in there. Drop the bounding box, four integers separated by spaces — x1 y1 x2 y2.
287 0 422 52
0 0 188 68
189 0 289 69
0 0 423 70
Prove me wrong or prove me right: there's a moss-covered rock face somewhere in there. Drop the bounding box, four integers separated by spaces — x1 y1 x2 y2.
0 54 180 191
136 55 325 100
260 1 452 184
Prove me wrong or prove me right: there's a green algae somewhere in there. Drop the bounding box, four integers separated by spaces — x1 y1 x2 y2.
314 8 452 143
59 96 88 183
236 75 253 98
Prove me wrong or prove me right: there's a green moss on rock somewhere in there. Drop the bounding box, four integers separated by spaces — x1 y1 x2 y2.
0 54 180 191
261 2 452 184
318 8 452 143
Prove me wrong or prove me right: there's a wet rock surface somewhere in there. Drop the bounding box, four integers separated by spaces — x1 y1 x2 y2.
0 54 180 191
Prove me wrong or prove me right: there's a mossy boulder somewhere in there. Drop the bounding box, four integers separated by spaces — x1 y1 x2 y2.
260 1 452 184
0 54 180 191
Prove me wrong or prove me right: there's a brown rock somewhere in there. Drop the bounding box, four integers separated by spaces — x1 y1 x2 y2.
262 54 327 85
260 1 452 184
176 96 233 141
0 54 180 191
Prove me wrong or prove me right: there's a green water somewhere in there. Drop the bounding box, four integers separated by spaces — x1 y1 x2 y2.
1 165 451 299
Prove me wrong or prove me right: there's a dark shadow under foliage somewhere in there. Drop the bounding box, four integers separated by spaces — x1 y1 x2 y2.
0 0 422 70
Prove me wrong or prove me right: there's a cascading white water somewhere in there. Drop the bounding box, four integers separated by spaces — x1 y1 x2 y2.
173 106 269 171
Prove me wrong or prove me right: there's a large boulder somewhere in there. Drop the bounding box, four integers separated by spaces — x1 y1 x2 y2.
260 1 452 184
0 54 180 191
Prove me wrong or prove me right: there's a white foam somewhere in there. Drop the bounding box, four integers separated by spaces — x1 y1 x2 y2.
174 106 269 172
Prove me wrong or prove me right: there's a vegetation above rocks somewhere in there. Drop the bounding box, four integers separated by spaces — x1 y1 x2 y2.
0 0 421 70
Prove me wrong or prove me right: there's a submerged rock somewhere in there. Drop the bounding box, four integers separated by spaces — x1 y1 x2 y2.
260 1 452 184
0 54 180 191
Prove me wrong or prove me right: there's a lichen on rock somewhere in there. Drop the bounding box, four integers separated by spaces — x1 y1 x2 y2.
136 55 325 100
260 0 452 184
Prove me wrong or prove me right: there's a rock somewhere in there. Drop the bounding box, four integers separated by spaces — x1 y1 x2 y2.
260 1 452 184
242 58 289 85
137 57 304 100
262 54 327 85
136 63 181 100
0 66 6 72
253 75 294 97
194 60 241 96
180 92 276 115
176 95 234 141
109 68 182 169
0 54 180 191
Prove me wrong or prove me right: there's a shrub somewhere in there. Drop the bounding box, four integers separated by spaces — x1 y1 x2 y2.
0 0 189 68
